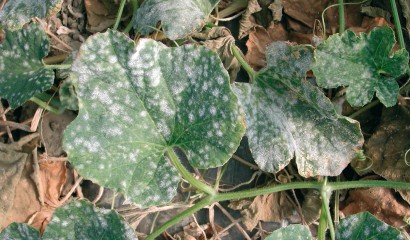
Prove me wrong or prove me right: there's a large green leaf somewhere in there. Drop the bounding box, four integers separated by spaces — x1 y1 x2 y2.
0 201 137 240
265 224 312 240
313 26 409 107
233 42 363 177
43 200 136 239
0 23 54 109
0 223 40 240
0 0 63 31
336 212 404 240
133 0 219 39
64 30 245 206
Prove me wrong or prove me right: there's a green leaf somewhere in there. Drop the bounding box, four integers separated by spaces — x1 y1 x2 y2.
43 200 136 240
265 224 312 240
64 30 245 206
0 23 54 109
336 212 404 240
0 0 63 31
133 0 219 39
233 42 363 177
313 26 409 107
0 223 40 240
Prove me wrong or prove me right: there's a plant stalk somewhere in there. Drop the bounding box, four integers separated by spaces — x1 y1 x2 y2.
113 0 127 30
231 43 257 82
147 180 410 239
165 149 216 196
318 203 328 240
390 0 406 49
321 178 335 240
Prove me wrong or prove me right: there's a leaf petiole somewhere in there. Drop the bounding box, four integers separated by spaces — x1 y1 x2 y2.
230 43 257 82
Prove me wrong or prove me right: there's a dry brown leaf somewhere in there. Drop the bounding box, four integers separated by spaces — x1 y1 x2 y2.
366 106 410 204
283 0 330 30
84 0 131 32
192 27 240 82
341 186 410 228
301 189 321 225
245 23 288 70
228 191 293 231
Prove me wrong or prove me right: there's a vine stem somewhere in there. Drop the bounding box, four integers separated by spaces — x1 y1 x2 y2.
390 0 406 49
113 0 127 30
231 43 257 82
321 178 335 240
123 0 139 34
146 180 410 239
165 149 216 196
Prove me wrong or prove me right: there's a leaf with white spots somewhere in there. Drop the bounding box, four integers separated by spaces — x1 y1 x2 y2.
42 200 137 240
0 0 63 31
233 43 363 177
64 30 245 206
336 212 404 240
0 223 40 240
265 224 312 240
313 26 409 107
0 23 54 109
133 0 219 39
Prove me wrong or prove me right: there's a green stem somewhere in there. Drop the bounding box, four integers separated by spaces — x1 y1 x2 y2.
338 0 345 33
146 195 214 240
390 0 406 49
43 64 71 70
146 180 410 239
334 175 341 228
165 149 216 196
231 44 257 83
321 178 335 240
123 0 139 34
113 0 127 30
318 203 328 240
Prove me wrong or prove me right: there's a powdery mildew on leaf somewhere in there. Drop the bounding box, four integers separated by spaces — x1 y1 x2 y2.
133 0 219 39
0 23 54 109
234 69 363 177
265 224 312 240
42 200 137 240
64 30 245 206
336 212 404 240
313 27 409 107
0 223 40 240
0 0 63 31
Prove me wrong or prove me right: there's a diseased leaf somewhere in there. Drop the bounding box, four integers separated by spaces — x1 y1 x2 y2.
133 0 219 39
43 200 137 240
0 143 30 216
64 30 245 206
0 0 63 31
265 224 312 240
313 26 409 107
336 212 404 240
0 23 54 109
234 42 363 176
0 223 40 240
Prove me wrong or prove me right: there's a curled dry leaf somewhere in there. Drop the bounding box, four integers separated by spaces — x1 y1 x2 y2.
239 0 282 39
366 106 410 204
228 191 293 231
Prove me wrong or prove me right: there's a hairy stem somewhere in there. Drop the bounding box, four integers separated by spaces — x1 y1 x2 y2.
321 178 335 240
338 0 345 33
318 203 328 240
390 0 406 49
166 149 216 196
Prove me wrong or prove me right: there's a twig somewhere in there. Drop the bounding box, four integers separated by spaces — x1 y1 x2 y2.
0 103 14 142
0 120 34 132
32 148 45 205
215 202 252 240
209 203 221 240
58 176 83 204
232 154 259 170
30 108 44 132
192 214 207 240
73 170 84 198
92 186 104 204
